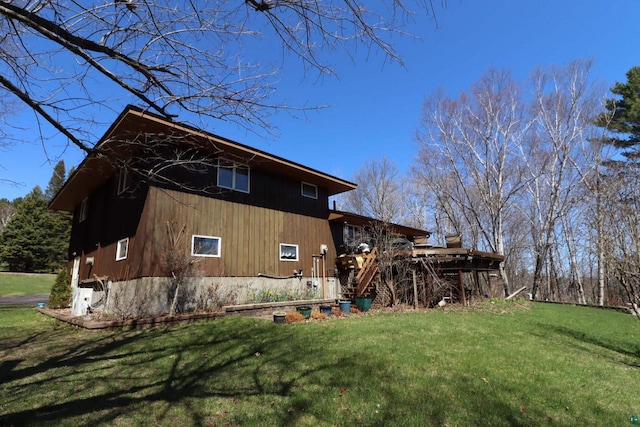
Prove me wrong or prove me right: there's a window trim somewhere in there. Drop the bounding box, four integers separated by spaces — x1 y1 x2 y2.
217 160 250 193
279 243 299 262
301 181 318 199
117 167 129 195
191 234 222 258
116 238 129 261
78 197 88 223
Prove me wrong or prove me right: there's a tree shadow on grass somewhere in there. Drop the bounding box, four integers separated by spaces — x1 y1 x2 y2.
2 314 625 426
0 318 349 426
532 322 640 368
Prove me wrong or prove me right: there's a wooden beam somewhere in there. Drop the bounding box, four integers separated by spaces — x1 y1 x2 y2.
506 286 527 300
412 269 418 309
459 270 466 306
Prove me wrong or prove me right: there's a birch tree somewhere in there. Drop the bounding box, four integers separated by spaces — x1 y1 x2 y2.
0 198 16 233
525 60 601 301
415 69 529 295
599 165 640 317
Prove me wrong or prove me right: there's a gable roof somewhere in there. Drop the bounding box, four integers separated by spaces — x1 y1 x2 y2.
50 105 357 212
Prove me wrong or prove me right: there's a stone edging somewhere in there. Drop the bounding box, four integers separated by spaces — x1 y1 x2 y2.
37 299 340 330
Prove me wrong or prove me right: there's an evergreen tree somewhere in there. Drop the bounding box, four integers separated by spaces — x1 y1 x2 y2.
0 186 70 271
596 66 640 161
49 268 72 309
44 160 72 270
45 160 66 201
0 187 48 271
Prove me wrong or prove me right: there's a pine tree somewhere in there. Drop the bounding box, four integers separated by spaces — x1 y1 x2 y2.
595 66 640 162
45 160 66 201
0 186 71 272
0 187 49 271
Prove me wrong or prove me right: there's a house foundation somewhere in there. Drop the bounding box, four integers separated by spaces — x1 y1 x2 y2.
86 276 338 317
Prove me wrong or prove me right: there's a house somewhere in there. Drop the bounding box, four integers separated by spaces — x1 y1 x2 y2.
50 105 506 316
50 105 432 316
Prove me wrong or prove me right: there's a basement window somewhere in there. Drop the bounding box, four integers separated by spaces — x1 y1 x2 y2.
279 243 298 261
301 182 318 199
192 235 221 257
116 238 129 261
217 160 250 193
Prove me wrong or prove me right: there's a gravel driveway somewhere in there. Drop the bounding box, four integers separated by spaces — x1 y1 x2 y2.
0 294 49 306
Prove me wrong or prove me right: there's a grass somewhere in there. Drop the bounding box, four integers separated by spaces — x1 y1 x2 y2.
1 301 639 426
0 272 55 297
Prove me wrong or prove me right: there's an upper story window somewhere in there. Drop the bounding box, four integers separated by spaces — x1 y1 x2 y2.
116 238 129 261
192 235 221 258
78 197 88 223
301 182 318 199
117 167 130 195
217 160 250 193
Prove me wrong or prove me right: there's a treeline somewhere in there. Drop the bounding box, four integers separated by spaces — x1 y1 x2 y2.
0 161 71 272
341 60 640 309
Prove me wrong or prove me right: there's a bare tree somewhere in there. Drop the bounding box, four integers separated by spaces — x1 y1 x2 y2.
599 165 640 317
0 198 16 233
340 156 405 223
164 220 203 315
415 69 530 295
0 0 440 169
525 60 602 301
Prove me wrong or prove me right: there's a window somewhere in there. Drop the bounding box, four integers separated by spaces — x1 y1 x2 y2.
217 160 250 193
192 235 221 257
344 224 361 242
301 182 318 199
78 197 88 223
117 168 129 195
116 238 129 261
279 243 298 261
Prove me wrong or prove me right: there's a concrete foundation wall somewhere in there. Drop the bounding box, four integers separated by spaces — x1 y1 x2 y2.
103 276 338 317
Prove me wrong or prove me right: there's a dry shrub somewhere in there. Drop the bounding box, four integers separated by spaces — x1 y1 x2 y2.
285 312 305 323
331 307 344 317
310 311 328 320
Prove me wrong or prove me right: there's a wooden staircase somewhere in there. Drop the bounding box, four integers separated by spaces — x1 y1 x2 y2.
354 247 379 297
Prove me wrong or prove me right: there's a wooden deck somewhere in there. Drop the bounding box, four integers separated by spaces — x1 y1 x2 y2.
336 245 505 304
411 247 505 272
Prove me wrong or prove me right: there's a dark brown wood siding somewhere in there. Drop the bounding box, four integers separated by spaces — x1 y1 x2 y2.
139 187 337 278
65 162 338 282
67 176 147 282
150 158 331 218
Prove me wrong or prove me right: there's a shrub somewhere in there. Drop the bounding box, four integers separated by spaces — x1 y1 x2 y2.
310 311 328 320
285 312 305 323
49 268 72 309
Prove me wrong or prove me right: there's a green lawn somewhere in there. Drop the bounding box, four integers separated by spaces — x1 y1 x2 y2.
1 301 639 426
0 272 55 296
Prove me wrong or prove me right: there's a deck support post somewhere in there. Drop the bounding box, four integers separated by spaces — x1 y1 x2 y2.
458 269 466 306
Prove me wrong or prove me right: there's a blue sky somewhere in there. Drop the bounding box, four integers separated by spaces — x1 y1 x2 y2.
2 0 640 201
